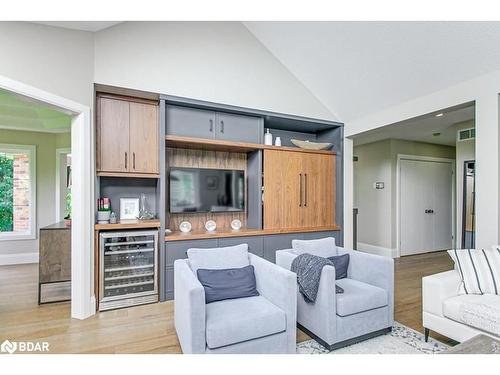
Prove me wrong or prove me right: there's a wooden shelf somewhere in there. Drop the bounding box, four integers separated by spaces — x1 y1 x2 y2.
97 171 160 179
165 225 340 241
261 144 335 155
165 135 336 155
95 220 161 231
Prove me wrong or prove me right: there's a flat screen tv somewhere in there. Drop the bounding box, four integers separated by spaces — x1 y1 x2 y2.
169 167 245 213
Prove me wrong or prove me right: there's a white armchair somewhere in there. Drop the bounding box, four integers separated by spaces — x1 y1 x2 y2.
277 243 394 350
174 249 297 354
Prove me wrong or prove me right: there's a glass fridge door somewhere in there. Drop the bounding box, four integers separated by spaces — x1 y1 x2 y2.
100 231 158 302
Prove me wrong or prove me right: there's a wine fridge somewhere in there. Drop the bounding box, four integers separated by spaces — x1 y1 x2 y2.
99 230 158 311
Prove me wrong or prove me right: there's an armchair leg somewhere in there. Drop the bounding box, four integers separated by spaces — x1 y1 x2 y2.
424 328 430 342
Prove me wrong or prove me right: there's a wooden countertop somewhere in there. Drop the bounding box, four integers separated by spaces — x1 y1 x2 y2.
165 225 340 241
40 221 71 230
94 219 161 231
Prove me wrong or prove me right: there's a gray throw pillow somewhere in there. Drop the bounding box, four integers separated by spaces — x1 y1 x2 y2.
197 265 259 304
327 254 350 280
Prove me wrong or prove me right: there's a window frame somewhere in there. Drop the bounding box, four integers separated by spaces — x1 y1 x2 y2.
0 143 36 241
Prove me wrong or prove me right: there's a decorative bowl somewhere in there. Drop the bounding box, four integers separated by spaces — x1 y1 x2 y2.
179 221 192 233
205 220 217 232
291 139 332 150
231 219 242 231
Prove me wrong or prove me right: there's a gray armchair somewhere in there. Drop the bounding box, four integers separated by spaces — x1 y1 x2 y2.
174 247 297 354
276 241 394 351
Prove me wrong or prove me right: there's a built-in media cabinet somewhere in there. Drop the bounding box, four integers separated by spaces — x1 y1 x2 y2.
94 87 344 305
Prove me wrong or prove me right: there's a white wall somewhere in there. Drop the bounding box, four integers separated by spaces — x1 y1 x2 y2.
0 21 333 119
0 22 94 106
94 22 334 120
354 139 456 256
354 140 392 253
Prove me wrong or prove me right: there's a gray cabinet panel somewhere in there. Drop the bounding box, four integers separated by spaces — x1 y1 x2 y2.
166 265 174 294
219 236 264 257
165 239 218 266
263 233 302 263
166 105 215 139
216 112 262 143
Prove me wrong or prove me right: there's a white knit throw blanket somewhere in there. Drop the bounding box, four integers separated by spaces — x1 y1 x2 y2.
460 302 500 336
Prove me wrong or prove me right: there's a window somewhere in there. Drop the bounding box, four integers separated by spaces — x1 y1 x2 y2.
0 144 36 240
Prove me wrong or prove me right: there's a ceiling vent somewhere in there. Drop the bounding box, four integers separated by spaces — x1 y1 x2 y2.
457 128 475 142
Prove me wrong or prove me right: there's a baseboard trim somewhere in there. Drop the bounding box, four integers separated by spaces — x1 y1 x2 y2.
0 252 38 265
357 242 396 258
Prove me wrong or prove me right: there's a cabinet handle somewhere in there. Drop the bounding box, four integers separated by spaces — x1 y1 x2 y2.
304 173 308 207
125 152 127 169
299 173 302 207
220 120 225 133
209 119 213 132
133 152 136 169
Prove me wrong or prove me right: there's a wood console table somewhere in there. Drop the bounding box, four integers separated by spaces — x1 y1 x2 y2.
38 221 71 304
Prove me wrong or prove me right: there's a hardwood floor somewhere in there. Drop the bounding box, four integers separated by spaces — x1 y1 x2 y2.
0 251 453 354
394 250 454 343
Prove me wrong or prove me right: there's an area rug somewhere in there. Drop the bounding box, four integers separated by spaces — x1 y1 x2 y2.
296 322 449 354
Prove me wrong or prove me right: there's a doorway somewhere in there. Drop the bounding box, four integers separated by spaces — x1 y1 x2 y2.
462 160 475 248
0 74 94 319
398 156 454 256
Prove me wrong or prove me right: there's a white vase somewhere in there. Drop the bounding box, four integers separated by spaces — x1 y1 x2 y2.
264 129 273 145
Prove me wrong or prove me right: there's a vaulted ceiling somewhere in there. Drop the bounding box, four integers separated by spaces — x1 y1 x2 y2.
244 21 500 122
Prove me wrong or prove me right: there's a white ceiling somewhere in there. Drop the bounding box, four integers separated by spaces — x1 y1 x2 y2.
352 103 475 147
0 89 71 133
33 21 121 32
245 21 500 122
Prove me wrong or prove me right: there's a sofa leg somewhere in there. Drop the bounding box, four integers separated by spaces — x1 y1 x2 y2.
424 328 430 342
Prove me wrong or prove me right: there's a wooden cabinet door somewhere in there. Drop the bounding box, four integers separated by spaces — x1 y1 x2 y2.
215 112 262 143
129 102 159 174
263 150 303 229
303 153 335 227
98 97 130 173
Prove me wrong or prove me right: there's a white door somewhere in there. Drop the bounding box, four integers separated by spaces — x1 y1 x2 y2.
400 159 453 256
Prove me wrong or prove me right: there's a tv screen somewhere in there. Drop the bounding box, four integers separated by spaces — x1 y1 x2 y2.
169 167 245 213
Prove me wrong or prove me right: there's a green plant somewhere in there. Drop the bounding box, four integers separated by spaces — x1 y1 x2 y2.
64 187 72 220
0 154 14 232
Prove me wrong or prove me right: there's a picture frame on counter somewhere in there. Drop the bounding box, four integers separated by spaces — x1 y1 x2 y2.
120 198 140 221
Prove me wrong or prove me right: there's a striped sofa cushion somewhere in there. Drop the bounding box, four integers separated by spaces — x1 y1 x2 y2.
447 249 500 295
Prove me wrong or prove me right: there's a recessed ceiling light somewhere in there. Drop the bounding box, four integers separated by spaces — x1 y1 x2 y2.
435 113 444 117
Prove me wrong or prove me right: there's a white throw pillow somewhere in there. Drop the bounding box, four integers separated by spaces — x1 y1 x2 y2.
187 244 250 273
447 249 500 295
292 237 337 258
